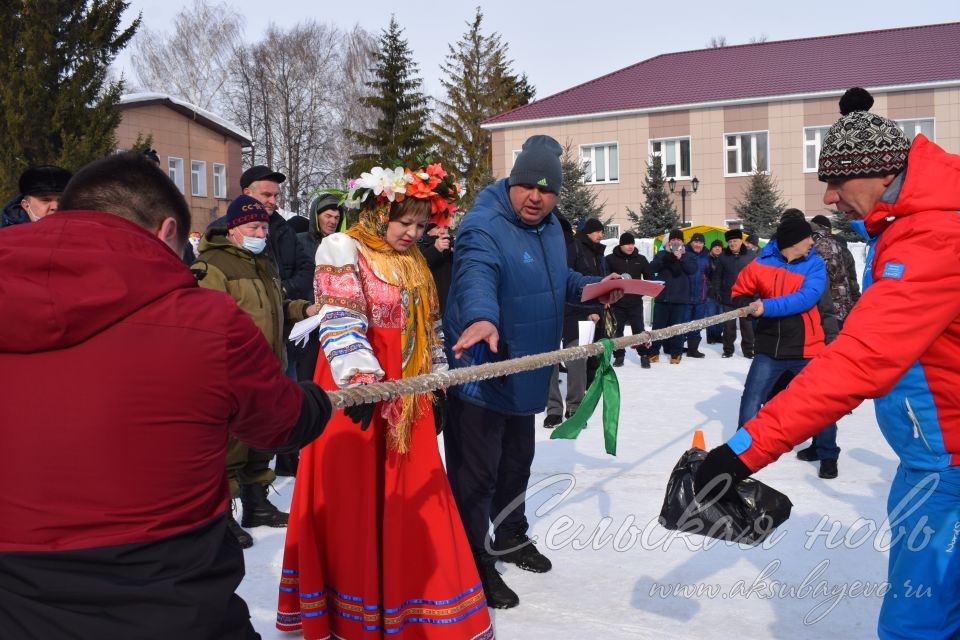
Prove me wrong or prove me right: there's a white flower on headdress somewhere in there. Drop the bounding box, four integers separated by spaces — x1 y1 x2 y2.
351 166 410 203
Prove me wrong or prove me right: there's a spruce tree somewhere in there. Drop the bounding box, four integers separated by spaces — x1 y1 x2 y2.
434 8 533 211
558 142 604 227
345 16 432 177
633 157 679 237
0 1 139 194
733 169 788 237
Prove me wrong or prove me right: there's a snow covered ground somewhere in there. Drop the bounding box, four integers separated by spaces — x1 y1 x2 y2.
237 334 896 640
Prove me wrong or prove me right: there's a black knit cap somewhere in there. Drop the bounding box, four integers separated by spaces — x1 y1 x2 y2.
776 216 813 249
668 229 683 241
226 194 270 229
724 228 743 241
710 239 724 249
19 165 72 196
509 135 563 194
619 232 635 246
690 232 705 243
746 233 759 246
810 214 832 230
582 218 604 234
818 87 910 182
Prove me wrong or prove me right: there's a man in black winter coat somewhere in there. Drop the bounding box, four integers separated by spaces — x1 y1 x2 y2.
649 229 697 363
605 232 652 368
418 222 453 314
712 229 756 358
544 217 606 427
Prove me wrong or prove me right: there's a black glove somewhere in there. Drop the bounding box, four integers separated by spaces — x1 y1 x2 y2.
344 402 375 431
432 391 447 435
693 444 752 503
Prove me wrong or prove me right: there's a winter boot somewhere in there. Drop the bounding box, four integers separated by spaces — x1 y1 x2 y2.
275 452 299 477
685 348 706 358
796 444 819 462
670 355 682 364
240 484 288 528
475 552 519 609
543 414 563 429
228 509 253 549
640 356 651 369
613 354 624 367
648 355 660 364
493 535 552 573
818 459 838 479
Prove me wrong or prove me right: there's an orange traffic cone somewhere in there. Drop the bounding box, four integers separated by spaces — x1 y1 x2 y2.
691 430 706 450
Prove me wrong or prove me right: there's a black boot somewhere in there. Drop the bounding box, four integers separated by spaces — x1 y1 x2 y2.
240 484 288 528
275 452 299 477
543 414 563 429
493 535 552 573
475 552 519 609
818 459 838 479
640 356 651 369
685 348 706 358
227 510 253 549
796 444 819 461
613 354 624 367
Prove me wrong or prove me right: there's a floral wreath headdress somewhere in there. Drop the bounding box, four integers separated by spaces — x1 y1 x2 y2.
342 161 460 232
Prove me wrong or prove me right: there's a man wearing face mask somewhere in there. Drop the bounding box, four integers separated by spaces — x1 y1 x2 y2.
193 195 317 548
1 165 72 227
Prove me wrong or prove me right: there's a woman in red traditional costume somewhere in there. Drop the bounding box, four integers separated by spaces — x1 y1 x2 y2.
277 163 494 640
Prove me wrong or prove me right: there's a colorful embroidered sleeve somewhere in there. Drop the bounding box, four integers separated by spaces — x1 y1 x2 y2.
314 234 385 387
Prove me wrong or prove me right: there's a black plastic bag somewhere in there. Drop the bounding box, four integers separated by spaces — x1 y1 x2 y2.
658 447 793 546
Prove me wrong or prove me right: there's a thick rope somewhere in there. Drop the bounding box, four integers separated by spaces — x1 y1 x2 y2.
327 304 757 408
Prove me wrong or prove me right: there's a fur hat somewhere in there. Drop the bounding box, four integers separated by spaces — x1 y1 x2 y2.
509 135 563 194
775 216 813 249
724 228 743 241
225 195 269 230
18 165 72 196
668 229 684 241
818 87 910 182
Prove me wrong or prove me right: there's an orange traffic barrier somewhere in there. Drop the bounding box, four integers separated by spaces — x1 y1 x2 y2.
691 430 706 450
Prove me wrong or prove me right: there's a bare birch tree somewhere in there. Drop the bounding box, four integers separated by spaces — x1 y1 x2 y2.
130 0 243 111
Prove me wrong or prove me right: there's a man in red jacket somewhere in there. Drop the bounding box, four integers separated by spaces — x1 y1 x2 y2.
0 152 333 639
695 88 960 639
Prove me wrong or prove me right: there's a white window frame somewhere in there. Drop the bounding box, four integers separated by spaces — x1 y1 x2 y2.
724 219 743 230
723 130 769 177
168 157 184 193
649 136 692 180
212 163 227 199
579 142 619 184
190 160 207 197
895 118 935 143
604 223 620 239
511 149 522 167
802 126 832 173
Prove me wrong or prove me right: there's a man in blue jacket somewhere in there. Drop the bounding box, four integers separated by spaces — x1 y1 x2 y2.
444 135 620 609
649 229 697 364
683 232 712 358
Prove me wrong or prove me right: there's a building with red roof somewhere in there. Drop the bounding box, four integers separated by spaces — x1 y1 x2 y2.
484 22 960 232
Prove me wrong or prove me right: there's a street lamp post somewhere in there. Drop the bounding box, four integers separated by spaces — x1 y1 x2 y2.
667 176 700 227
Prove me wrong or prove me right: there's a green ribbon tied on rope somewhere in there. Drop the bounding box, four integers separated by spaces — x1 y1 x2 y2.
549 338 621 455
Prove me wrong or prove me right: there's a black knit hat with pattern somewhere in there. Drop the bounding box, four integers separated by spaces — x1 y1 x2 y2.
818 87 910 182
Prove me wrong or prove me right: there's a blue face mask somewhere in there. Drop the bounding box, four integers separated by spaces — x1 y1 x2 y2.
242 235 267 254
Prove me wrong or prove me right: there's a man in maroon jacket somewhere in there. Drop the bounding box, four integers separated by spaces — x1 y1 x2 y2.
0 152 333 639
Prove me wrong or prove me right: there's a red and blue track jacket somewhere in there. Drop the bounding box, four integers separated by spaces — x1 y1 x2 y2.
728 135 960 473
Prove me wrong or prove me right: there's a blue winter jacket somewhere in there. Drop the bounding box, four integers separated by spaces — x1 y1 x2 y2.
649 248 697 304
685 244 712 304
444 180 598 415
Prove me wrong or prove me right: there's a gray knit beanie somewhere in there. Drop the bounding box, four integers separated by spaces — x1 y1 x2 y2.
510 135 563 194
818 87 910 182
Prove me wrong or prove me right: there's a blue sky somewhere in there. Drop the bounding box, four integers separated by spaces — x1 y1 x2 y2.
117 1 958 101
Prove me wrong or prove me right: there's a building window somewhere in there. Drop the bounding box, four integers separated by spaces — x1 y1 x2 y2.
650 137 691 179
191 160 207 197
604 223 620 239
725 219 743 230
213 163 227 199
803 126 831 172
511 149 522 166
168 157 184 193
580 143 619 183
724 131 769 176
896 118 934 142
